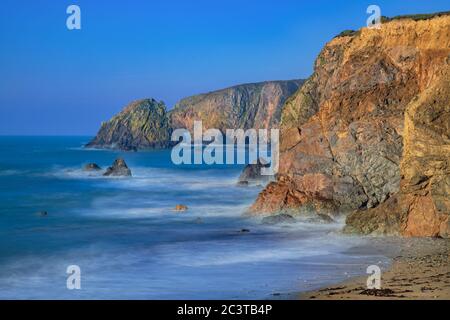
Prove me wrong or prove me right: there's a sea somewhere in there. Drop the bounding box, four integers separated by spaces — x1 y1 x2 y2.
0 136 390 299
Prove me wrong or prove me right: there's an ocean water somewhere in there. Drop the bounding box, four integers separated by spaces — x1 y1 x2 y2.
0 136 389 299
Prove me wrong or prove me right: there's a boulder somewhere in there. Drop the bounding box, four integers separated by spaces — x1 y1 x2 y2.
103 158 132 176
262 214 295 225
174 204 188 212
238 158 273 185
83 163 101 171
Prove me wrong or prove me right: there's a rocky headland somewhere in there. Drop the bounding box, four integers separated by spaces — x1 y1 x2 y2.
87 80 303 150
249 14 450 238
86 99 172 150
86 12 449 239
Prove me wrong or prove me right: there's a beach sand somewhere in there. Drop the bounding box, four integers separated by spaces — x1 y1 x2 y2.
299 237 450 300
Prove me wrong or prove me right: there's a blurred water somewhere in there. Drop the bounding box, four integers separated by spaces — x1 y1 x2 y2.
0 137 389 299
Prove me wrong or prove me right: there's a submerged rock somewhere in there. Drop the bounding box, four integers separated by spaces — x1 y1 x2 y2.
37 211 48 217
83 163 101 171
303 213 335 224
262 214 295 225
174 204 188 212
103 158 132 177
316 213 335 223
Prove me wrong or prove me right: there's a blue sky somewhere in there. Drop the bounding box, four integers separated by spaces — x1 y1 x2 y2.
0 0 449 135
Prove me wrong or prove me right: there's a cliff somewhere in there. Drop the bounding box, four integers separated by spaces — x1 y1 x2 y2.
170 80 303 133
87 80 303 149
86 99 172 150
345 66 450 237
250 15 450 237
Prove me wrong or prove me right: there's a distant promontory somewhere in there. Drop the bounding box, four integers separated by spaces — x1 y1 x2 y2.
86 80 303 150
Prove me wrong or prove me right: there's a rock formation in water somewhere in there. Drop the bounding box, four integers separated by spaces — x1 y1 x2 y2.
103 158 132 177
173 204 188 212
87 80 303 150
237 158 272 185
86 99 172 150
261 214 296 225
250 14 450 237
83 163 102 171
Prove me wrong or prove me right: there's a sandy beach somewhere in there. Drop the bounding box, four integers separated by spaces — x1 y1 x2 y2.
299 237 450 300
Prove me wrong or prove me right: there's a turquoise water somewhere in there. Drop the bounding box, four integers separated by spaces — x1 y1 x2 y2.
0 137 388 299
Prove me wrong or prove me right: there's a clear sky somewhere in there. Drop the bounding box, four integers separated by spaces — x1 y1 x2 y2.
1 0 449 135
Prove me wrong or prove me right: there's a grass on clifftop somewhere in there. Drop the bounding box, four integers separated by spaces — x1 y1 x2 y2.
382 10 450 22
335 11 450 38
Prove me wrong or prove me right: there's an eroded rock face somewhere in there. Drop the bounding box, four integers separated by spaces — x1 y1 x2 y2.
250 15 450 235
103 158 132 177
87 99 172 150
345 65 450 237
170 80 303 134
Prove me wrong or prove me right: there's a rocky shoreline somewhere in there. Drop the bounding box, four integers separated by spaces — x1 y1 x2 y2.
299 237 450 300
86 14 449 240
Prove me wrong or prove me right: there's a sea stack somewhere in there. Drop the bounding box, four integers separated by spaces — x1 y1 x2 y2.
103 158 132 177
238 158 273 185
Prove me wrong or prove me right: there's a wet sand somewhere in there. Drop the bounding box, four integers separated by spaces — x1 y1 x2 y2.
299 237 450 300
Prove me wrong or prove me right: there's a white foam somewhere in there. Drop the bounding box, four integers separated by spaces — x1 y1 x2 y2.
0 169 26 176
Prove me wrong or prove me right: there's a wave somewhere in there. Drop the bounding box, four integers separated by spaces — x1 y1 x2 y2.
45 165 243 189
0 213 390 299
0 169 26 176
78 195 255 219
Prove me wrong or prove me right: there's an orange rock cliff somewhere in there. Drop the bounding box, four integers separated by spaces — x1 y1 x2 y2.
250 14 450 238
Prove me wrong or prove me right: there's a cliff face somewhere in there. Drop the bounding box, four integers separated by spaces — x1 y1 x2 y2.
345 66 450 237
250 16 450 238
86 99 172 150
88 80 303 149
170 80 303 133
